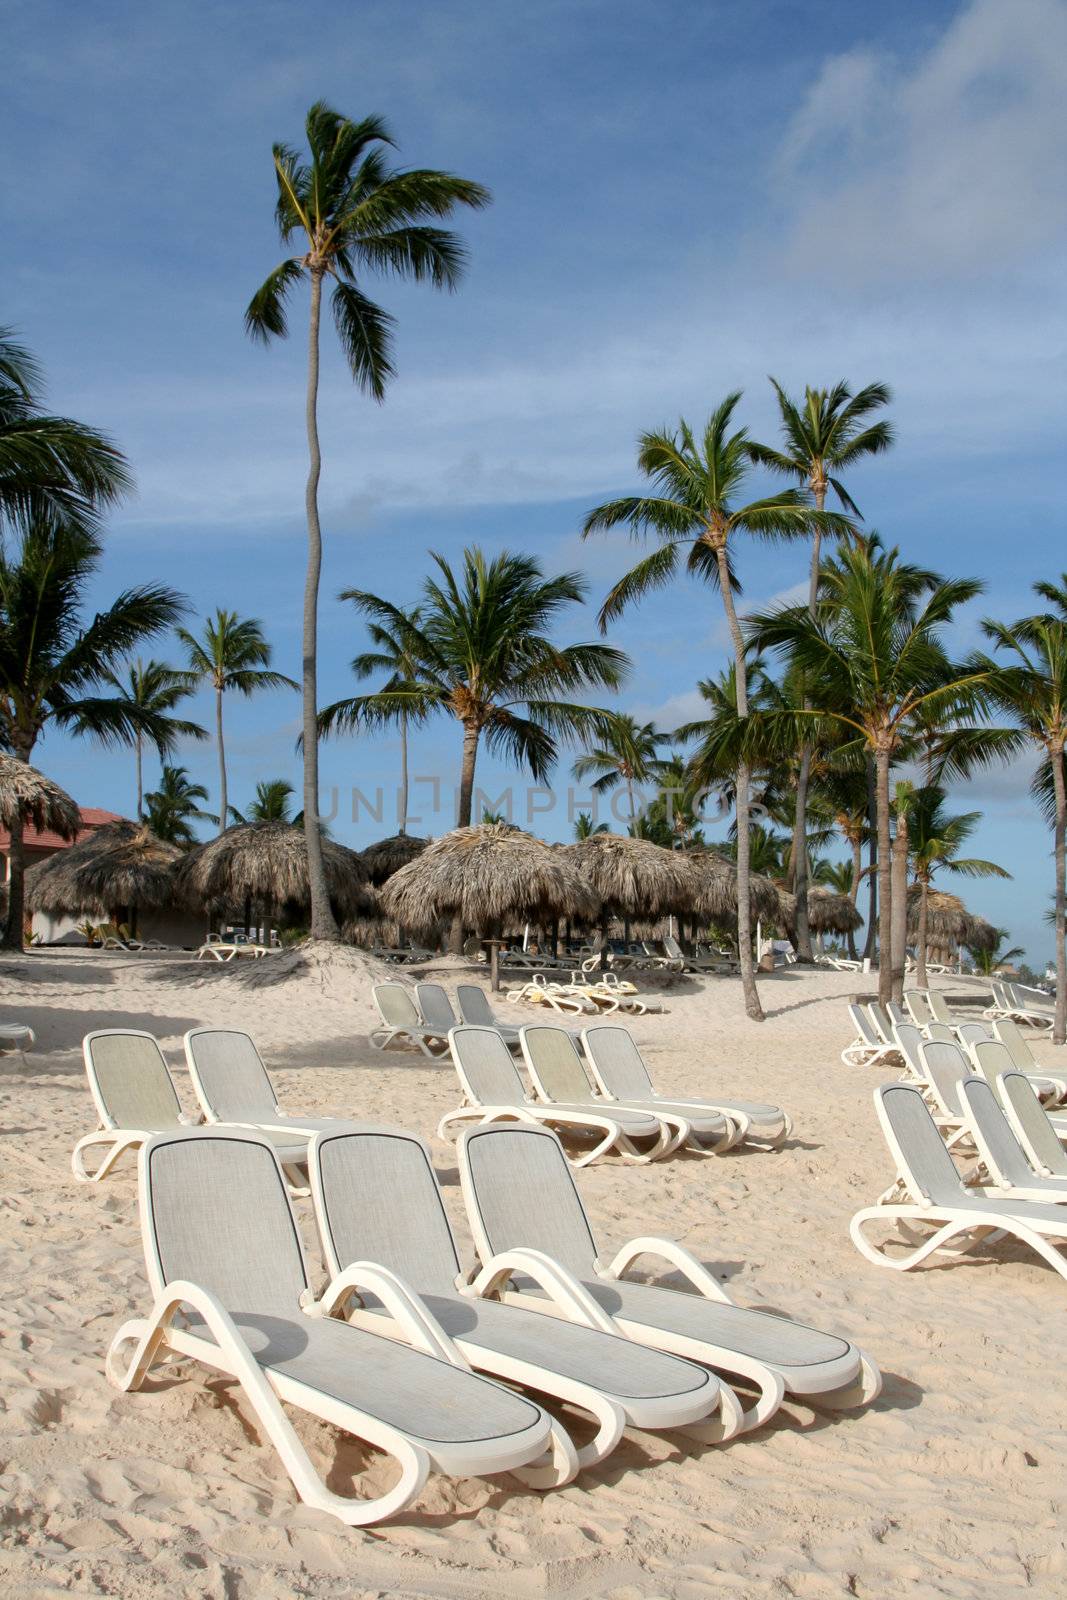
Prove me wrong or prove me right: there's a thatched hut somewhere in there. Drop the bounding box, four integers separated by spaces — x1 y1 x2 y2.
24 820 190 941
566 833 700 917
685 848 782 923
382 822 599 987
0 754 80 840
359 833 431 886
779 885 863 937
908 888 990 967
175 821 375 931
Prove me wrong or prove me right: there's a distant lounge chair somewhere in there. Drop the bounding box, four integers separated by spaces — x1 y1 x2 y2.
992 1019 1067 1102
0 1021 35 1064
841 1004 901 1069
986 980 1054 1033
955 1021 991 1054
904 989 935 1028
969 1037 1065 1108
660 935 729 975
370 982 450 1056
890 1022 928 1085
997 1071 1067 1174
924 992 956 1027
74 1029 200 1182
108 1128 561 1522
456 983 524 1046
440 1024 662 1166
956 1076 1067 1203
413 982 460 1037
308 1125 735 1461
582 1023 791 1149
851 1082 1067 1283
458 1122 881 1431
519 1025 690 1159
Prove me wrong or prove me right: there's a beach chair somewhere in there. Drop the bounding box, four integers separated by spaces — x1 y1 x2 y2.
991 982 1055 1033
519 1025 691 1160
582 1024 791 1149
865 1001 897 1045
458 1122 881 1431
842 1003 901 1068
904 989 934 1028
851 1083 1067 1284
955 1020 991 1054
915 1039 974 1141
969 1037 1065 1109
439 1025 660 1166
108 1129 562 1523
956 1076 1067 1202
0 1020 35 1064
997 1071 1067 1174
661 935 726 975
992 1019 1067 1102
456 982 529 1047
308 1126 736 1459
74 1030 200 1182
925 992 955 1027
925 1022 957 1044
370 982 450 1056
886 1000 909 1030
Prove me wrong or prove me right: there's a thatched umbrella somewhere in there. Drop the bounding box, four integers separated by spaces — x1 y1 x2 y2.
359 833 431 886
25 820 181 932
0 754 80 841
799 886 864 936
907 888 987 966
383 822 599 988
175 821 375 931
563 833 703 967
685 848 782 923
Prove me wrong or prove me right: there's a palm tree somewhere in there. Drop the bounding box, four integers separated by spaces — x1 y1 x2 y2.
177 610 297 840
967 928 1025 977
320 547 627 948
574 811 610 840
748 539 987 1004
347 607 423 834
748 380 892 961
245 102 489 942
0 523 185 946
0 327 131 537
572 714 665 824
229 778 296 824
143 765 213 846
583 394 854 1020
907 785 1010 988
975 608 1067 1042
102 658 206 818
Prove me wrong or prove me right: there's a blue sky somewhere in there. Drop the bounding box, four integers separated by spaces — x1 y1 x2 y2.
5 0 1066 960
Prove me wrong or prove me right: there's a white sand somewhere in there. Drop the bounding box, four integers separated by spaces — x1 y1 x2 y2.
2 947 1067 1598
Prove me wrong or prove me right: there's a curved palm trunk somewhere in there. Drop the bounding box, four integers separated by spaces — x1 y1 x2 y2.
862 758 879 962
2 732 35 950
135 734 143 821
215 686 227 838
874 746 893 1006
1051 742 1066 1045
398 710 409 835
449 720 481 953
790 519 823 964
301 266 339 941
715 545 762 1022
890 808 909 1002
915 875 930 991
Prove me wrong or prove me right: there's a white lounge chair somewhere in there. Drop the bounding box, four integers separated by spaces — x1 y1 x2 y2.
519 1025 692 1160
0 1021 35 1064
970 1037 1065 1110
414 981 461 1038
992 1019 1067 1102
890 1022 927 1085
440 1025 661 1167
458 1122 881 1431
925 992 956 1027
914 1039 974 1145
842 1004 901 1069
987 981 1054 1033
455 983 524 1046
74 1030 204 1182
956 1076 1067 1203
955 1021 991 1054
865 1001 897 1045
851 1083 1067 1283
997 1071 1067 1173
583 1024 791 1149
904 989 935 1028
108 1128 563 1522
370 982 450 1057
308 1125 738 1458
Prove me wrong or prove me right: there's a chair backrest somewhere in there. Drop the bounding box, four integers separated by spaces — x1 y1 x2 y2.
926 992 954 1026
956 1021 990 1050
184 1029 278 1123
874 1084 966 1205
414 983 458 1032
886 1000 908 1029
925 1023 957 1044
992 1017 1036 1071
957 1076 1035 1189
970 1038 1018 1094
866 1002 894 1044
662 935 684 959
641 941 659 958
892 1022 926 1077
520 1026 592 1103
141 1129 308 1311
998 1071 1067 1176
458 1122 600 1278
373 982 421 1028
1011 981 1052 1012
581 1024 654 1100
311 1127 461 1295
456 984 496 1028
904 989 933 1025
848 1003 880 1047
83 1030 184 1131
989 980 1010 1011
449 1025 526 1106
918 1039 973 1118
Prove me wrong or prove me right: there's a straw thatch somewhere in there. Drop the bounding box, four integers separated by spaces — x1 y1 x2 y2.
565 833 701 918
0 754 80 841
382 822 599 934
174 821 375 920
908 888 994 960
359 832 431 886
964 915 999 954
685 848 782 921
25 821 181 915
779 885 863 936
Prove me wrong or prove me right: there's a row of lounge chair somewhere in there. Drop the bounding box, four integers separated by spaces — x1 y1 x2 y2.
79 1021 878 1525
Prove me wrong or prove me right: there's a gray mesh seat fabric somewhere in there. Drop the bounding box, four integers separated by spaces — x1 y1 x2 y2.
456 985 522 1043
999 1073 1067 1176
371 983 450 1055
87 1032 185 1130
957 1076 1062 1194
184 1029 348 1145
414 984 459 1034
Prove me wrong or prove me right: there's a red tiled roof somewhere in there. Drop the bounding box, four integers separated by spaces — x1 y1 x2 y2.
0 806 126 854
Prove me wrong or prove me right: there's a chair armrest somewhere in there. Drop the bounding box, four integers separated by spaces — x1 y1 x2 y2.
464 1247 618 1332
310 1261 470 1368
602 1236 734 1304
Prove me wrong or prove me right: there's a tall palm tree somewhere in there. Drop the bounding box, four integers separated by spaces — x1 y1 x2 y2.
967 928 1025 977
348 607 423 834
975 608 1067 1042
583 394 854 1020
907 784 1010 988
572 714 664 823
574 811 610 840
229 778 296 824
177 610 297 840
143 765 213 847
102 658 206 818
245 102 489 941
320 547 627 948
748 380 892 960
748 539 987 1004
0 327 131 537
0 523 185 946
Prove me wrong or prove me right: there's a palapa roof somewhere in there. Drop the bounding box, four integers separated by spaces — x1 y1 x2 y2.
174 821 375 919
359 832 431 885
778 886 863 935
0 755 80 843
684 847 782 921
25 820 181 914
382 822 599 934
908 888 992 950
565 832 701 917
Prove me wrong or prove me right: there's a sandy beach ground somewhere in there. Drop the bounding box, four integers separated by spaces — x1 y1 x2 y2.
2 947 1067 1599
